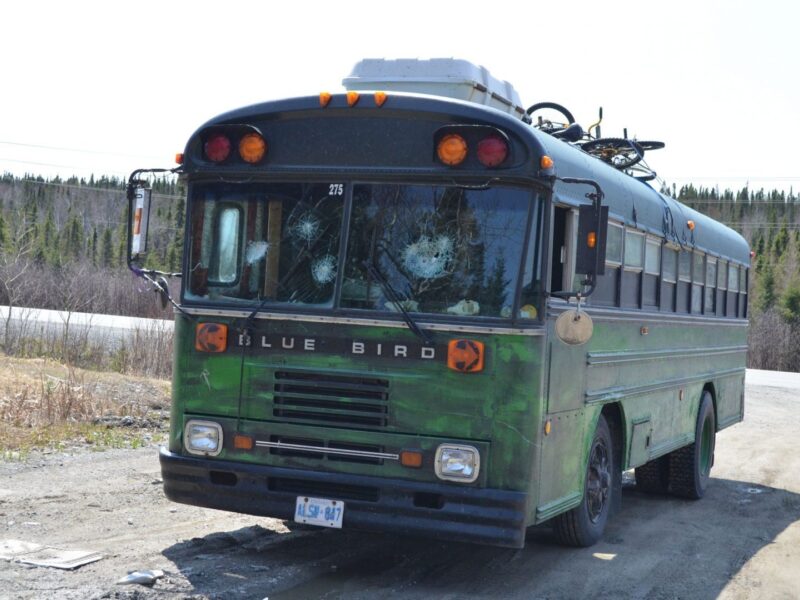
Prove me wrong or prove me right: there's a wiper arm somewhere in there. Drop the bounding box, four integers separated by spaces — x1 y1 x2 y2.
362 260 433 346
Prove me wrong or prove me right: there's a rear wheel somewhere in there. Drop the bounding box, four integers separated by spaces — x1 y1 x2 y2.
669 391 716 499
554 415 613 547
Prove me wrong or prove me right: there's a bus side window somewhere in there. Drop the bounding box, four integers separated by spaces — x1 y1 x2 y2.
691 251 704 314
549 207 578 294
705 257 717 314
593 221 622 306
677 250 691 313
740 267 748 318
622 229 644 308
643 237 660 308
727 263 739 317
661 245 677 312
717 259 728 316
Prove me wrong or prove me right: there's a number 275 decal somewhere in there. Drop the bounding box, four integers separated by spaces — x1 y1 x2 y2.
329 184 344 196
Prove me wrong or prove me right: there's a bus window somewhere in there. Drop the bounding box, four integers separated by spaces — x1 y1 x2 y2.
677 250 692 313
739 267 748 318
705 257 717 314
213 206 241 283
342 184 532 318
187 182 345 305
622 229 644 308
643 237 660 308
594 221 623 306
717 259 728 316
727 263 740 317
549 207 578 295
661 245 677 312
691 252 704 314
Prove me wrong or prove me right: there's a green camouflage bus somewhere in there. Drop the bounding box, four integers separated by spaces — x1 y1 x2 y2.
129 60 749 548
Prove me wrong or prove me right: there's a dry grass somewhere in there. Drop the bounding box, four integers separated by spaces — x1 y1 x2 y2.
0 354 170 457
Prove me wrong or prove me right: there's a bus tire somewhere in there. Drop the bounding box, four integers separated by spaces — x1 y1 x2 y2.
635 456 669 494
668 391 716 499
553 415 613 547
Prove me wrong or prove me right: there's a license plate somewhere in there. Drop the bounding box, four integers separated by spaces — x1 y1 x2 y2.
294 496 344 529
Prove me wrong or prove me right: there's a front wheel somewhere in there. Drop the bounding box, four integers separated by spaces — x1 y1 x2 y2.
554 415 613 547
669 391 716 499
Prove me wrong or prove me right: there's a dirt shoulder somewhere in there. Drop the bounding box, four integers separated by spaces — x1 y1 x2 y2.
0 380 798 599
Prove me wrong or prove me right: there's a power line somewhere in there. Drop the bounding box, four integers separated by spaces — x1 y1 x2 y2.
0 140 164 160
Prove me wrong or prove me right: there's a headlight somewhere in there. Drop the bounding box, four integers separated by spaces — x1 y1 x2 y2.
435 444 480 483
184 420 223 456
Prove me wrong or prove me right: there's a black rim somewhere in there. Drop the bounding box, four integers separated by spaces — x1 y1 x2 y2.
587 437 611 523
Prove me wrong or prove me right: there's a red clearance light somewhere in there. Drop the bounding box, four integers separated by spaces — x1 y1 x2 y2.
437 134 468 166
476 135 508 167
204 134 231 162
239 133 266 163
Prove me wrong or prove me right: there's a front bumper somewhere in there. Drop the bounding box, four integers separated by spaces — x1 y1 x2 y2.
160 447 528 548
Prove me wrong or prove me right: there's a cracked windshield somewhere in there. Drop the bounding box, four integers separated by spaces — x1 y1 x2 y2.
344 184 533 318
186 182 536 318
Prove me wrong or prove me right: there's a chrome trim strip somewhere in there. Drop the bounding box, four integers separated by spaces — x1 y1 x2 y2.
254 440 399 461
178 307 546 336
587 345 749 366
585 367 746 404
546 302 749 327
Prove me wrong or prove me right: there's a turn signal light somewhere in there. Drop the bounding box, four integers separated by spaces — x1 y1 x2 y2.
437 134 468 166
447 339 485 373
239 133 266 163
400 450 423 468
204 134 231 162
476 135 508 167
195 323 228 353
234 434 254 450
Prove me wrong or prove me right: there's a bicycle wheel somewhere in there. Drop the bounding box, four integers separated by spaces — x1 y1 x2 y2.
636 140 665 152
526 102 576 134
581 138 644 169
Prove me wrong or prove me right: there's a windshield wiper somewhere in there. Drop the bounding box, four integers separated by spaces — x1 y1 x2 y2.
362 260 433 346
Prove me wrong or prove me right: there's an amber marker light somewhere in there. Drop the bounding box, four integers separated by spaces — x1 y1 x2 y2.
400 450 423 468
540 155 554 169
239 133 266 163
587 231 597 248
687 220 696 230
544 420 552 435
346 91 360 106
175 153 184 165
319 91 332 107
374 91 388 107
447 339 485 373
234 434 254 450
437 134 468 166
195 323 228 353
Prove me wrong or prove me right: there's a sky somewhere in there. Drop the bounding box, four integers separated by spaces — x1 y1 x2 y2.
1 0 798 194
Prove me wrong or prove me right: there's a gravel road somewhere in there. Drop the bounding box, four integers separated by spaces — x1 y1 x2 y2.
0 374 798 599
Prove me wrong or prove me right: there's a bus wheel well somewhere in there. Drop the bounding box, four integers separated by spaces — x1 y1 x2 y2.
702 383 718 431
600 403 624 515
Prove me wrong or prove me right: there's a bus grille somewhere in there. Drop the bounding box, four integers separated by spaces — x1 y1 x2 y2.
272 371 389 428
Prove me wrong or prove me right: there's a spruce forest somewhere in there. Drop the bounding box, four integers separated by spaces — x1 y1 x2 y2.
0 173 797 370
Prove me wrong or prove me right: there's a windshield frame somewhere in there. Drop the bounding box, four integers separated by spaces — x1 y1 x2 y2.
181 178 544 325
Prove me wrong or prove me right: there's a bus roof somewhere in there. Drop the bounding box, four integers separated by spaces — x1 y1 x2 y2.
190 92 750 266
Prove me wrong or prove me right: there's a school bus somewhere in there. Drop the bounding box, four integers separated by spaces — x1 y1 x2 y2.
128 59 749 547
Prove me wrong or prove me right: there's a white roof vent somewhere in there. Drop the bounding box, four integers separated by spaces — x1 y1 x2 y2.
342 58 526 120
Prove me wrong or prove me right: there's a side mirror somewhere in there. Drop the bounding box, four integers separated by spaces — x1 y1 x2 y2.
128 183 152 261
